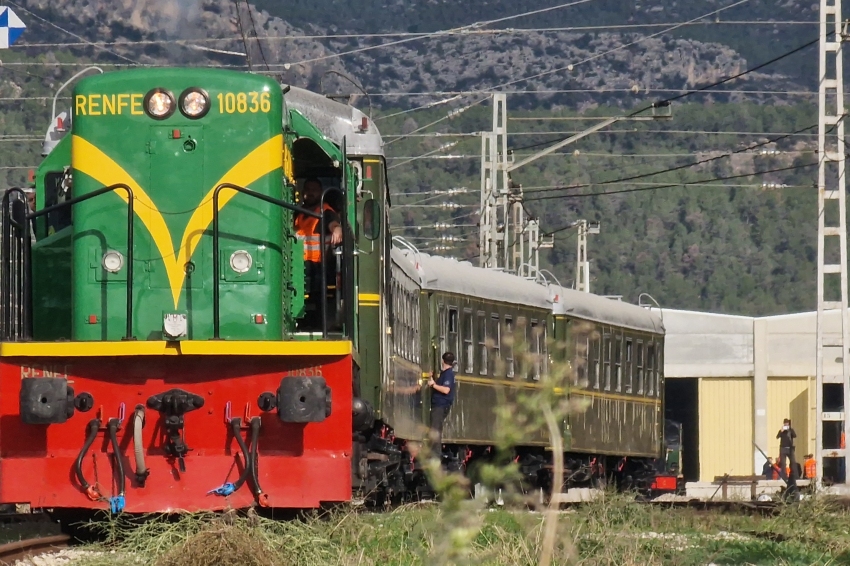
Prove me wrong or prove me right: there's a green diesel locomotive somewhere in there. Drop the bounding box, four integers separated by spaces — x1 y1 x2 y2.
0 67 669 514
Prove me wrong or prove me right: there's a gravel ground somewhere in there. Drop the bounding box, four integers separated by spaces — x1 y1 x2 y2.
14 549 102 566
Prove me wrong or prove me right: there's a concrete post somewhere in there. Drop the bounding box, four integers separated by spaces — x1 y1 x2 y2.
753 318 769 473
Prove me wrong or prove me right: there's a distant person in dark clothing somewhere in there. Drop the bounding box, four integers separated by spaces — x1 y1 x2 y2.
761 457 778 480
776 418 798 482
428 352 456 458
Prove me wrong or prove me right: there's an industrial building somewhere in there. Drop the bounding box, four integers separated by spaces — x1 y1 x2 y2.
663 308 846 483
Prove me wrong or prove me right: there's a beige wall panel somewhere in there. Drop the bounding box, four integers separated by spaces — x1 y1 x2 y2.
699 378 753 481
766 377 812 459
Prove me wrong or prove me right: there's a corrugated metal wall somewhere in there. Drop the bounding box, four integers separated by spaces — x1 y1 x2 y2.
699 378 753 481
767 377 811 460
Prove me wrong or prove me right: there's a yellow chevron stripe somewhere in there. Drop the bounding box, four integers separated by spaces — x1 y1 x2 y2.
178 135 283 307
72 135 283 307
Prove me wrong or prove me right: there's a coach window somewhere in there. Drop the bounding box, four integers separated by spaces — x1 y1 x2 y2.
413 293 420 364
404 289 410 361
505 316 514 378
448 307 459 359
625 338 633 394
657 346 664 397
478 311 488 375
614 335 623 392
401 290 409 361
438 303 446 356
531 319 542 380
603 333 611 391
394 285 402 358
591 336 600 390
647 343 656 397
490 314 501 376
636 340 645 395
463 308 474 373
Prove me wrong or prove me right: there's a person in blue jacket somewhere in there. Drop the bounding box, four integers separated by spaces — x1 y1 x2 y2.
428 351 456 457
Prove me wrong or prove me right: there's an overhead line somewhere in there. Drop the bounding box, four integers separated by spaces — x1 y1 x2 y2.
13 20 819 48
281 0 599 67
385 150 816 160
519 122 820 193
510 34 822 151
371 89 818 97
531 162 817 210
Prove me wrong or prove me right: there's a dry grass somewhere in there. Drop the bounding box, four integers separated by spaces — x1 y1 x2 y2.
68 492 850 566
154 522 278 566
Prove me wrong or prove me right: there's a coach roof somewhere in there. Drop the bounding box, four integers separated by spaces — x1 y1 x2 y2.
550 285 664 334
393 249 551 309
392 248 664 333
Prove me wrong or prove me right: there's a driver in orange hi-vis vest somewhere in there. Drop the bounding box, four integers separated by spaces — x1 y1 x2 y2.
294 178 342 328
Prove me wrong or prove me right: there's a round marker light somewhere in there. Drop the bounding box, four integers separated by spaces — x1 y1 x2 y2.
143 88 176 120
229 250 253 273
179 88 210 119
102 250 124 273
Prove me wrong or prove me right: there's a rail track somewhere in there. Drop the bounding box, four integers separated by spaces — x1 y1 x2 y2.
0 535 71 565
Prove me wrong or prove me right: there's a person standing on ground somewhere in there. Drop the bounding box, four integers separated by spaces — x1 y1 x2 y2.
776 418 798 481
427 352 456 459
761 456 778 480
803 454 817 480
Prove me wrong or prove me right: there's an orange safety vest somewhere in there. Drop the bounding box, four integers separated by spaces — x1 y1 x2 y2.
295 203 334 262
804 458 817 479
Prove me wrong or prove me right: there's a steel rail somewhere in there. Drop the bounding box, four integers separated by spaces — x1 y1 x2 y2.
0 534 72 565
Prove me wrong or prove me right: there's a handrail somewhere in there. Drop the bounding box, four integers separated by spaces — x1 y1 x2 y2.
1 184 135 340
211 183 321 339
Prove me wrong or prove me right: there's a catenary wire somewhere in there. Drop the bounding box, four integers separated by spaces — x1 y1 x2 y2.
6 1 139 65
531 163 818 212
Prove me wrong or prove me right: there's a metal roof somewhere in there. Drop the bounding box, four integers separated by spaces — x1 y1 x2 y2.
549 285 664 334
391 248 664 333
393 248 552 309
284 87 383 157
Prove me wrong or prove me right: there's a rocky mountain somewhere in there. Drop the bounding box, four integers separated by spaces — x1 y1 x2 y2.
1 0 828 314
12 0 813 110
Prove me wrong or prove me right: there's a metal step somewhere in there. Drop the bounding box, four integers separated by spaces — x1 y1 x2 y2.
822 262 843 272
823 374 848 383
822 411 845 421
822 448 847 459
821 301 846 310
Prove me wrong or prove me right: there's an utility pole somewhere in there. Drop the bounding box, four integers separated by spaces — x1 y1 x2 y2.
479 94 670 278
575 220 600 293
479 94 509 270
816 0 850 487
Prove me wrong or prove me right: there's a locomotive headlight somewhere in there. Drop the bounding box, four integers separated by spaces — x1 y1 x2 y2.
144 88 176 120
229 250 253 273
102 250 124 273
179 88 210 119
